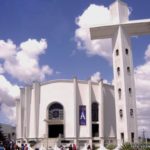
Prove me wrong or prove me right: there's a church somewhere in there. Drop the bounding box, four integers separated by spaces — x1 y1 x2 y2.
16 0 150 149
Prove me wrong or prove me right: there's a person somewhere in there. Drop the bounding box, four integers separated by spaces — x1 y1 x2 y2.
87 145 91 150
24 144 28 150
21 144 24 150
73 144 76 150
0 142 4 150
69 144 72 150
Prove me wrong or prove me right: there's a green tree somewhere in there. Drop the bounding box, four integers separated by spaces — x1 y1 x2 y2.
0 125 6 142
120 142 134 150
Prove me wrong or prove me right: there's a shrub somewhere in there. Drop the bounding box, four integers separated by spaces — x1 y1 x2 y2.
120 142 134 150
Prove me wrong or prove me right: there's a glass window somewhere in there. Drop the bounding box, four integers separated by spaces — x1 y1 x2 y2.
118 88 121 99
117 67 120 76
116 49 119 56
119 109 123 118
130 109 133 117
127 67 130 73
131 132 134 143
129 88 132 95
92 102 99 122
121 132 124 143
125 49 129 55
48 102 63 120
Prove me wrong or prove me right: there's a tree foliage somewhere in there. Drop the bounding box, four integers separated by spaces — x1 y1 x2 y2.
120 142 134 150
0 125 6 142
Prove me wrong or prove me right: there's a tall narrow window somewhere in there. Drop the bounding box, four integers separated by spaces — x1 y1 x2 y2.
129 88 132 95
131 132 134 143
92 102 99 122
117 67 120 76
127 67 130 74
119 109 123 118
125 49 129 55
121 132 124 143
116 49 119 56
118 88 121 99
130 109 133 117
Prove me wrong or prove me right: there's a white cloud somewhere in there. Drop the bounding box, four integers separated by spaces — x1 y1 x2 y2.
0 39 16 59
0 103 16 125
75 4 113 62
134 44 150 137
0 39 53 125
91 71 109 84
91 72 101 82
0 39 53 83
0 75 19 125
0 75 19 107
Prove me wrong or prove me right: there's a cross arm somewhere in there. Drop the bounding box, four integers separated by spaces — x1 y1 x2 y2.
90 24 118 40
123 19 150 36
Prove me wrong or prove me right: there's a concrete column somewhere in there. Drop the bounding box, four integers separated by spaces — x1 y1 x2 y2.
24 86 31 139
73 77 78 146
16 98 21 139
99 80 104 146
88 80 92 141
20 88 25 139
33 82 40 138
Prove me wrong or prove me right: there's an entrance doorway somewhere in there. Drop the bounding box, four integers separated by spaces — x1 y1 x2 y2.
48 124 64 138
92 124 99 137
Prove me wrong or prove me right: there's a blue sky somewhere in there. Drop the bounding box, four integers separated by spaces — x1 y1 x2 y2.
0 0 150 137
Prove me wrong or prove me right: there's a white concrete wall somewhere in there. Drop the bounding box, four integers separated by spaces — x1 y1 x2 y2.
103 84 116 138
38 81 75 138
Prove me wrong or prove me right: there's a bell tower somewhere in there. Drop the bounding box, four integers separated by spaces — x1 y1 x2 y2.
90 0 150 145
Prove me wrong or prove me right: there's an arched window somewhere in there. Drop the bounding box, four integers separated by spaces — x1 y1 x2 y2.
127 66 130 74
119 109 123 118
125 49 129 55
92 102 99 122
118 88 121 99
117 67 120 76
48 102 63 120
116 49 119 56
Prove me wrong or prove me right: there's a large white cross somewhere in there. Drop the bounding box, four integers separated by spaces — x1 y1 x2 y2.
90 0 150 145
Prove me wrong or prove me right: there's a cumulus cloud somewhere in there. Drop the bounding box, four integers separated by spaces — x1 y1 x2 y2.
75 3 150 136
0 75 19 125
0 39 53 83
134 44 150 137
0 75 19 106
91 72 101 82
75 4 113 62
91 71 109 84
0 39 16 59
0 38 53 125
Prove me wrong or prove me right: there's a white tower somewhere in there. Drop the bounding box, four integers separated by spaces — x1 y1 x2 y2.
90 0 150 145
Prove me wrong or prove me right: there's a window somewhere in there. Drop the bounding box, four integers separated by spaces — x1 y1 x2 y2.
119 109 123 118
116 49 119 56
118 88 121 99
121 132 124 143
48 102 63 120
117 67 120 76
127 67 130 74
92 102 99 122
130 109 133 117
129 88 132 95
131 132 134 143
125 49 129 55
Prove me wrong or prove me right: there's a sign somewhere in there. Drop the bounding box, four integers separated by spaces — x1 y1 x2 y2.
79 105 86 125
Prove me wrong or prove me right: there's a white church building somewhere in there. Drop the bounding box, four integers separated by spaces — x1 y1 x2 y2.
16 0 150 148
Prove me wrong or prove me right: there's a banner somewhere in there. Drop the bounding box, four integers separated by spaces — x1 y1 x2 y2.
79 105 86 125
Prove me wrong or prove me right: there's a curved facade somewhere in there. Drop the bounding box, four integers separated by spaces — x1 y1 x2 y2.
16 78 116 147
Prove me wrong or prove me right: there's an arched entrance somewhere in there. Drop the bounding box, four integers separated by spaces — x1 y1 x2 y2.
48 102 64 138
